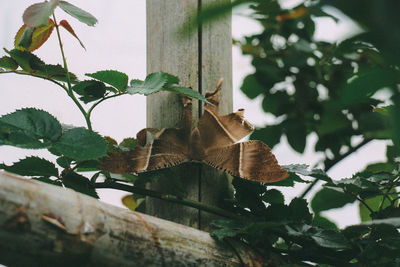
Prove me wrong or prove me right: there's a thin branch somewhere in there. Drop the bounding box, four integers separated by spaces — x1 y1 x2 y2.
95 181 245 221
300 138 373 199
87 92 126 120
2 70 68 92
52 13 92 131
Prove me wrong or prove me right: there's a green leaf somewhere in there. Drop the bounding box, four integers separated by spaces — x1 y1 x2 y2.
37 64 78 82
361 217 400 227
359 193 393 222
250 126 282 148
0 108 62 141
0 157 58 178
72 80 106 103
5 49 45 71
3 131 49 149
283 164 331 182
284 119 307 153
58 1 98 26
312 215 338 230
263 189 284 204
0 56 18 70
165 86 211 104
23 0 60 27
311 188 355 213
86 70 129 91
127 72 179 95
289 198 312 224
340 67 399 106
56 156 71 168
119 138 138 150
240 74 265 99
52 128 107 161
311 229 351 249
33 177 62 186
62 171 98 198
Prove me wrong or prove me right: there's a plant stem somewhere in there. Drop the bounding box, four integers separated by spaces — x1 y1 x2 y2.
52 13 92 131
300 138 373 199
95 181 245 221
87 92 126 121
3 70 68 92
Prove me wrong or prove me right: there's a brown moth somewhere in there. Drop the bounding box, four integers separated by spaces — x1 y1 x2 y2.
99 80 288 183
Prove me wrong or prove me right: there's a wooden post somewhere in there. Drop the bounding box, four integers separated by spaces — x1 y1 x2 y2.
146 0 233 229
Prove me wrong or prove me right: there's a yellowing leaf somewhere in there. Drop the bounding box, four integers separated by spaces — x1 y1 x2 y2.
122 194 138 211
59 20 86 49
15 19 55 52
276 7 308 23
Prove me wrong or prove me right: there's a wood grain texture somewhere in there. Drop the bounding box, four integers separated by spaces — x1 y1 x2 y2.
146 0 233 229
0 172 263 266
199 0 234 229
146 0 200 228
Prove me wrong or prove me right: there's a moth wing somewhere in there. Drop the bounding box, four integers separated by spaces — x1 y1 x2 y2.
202 140 288 183
198 108 254 149
99 128 190 174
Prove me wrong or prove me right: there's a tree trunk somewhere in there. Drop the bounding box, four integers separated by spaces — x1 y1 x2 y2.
0 171 263 267
146 0 233 230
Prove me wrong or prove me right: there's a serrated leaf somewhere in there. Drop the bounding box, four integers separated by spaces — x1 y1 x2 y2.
72 80 106 103
86 70 128 91
23 0 60 27
0 56 18 70
165 86 211 104
15 19 55 52
283 164 331 181
37 64 77 82
5 49 45 71
127 72 179 95
0 108 62 142
62 171 98 198
58 1 98 26
0 157 58 178
2 131 48 149
59 20 85 49
311 188 356 213
52 128 107 161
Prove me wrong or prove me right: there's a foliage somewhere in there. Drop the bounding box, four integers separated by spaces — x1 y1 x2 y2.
192 0 400 265
1 1 400 266
0 1 209 199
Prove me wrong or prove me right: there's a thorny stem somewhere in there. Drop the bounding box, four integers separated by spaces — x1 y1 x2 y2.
300 138 373 199
95 180 245 221
52 13 92 131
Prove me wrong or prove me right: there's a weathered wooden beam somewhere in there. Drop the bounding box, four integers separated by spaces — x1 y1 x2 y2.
146 0 233 230
0 171 263 266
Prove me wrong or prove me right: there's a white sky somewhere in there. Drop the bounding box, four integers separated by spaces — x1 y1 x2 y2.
0 1 388 228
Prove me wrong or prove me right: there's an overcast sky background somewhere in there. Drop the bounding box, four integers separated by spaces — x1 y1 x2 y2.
0 1 389 228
